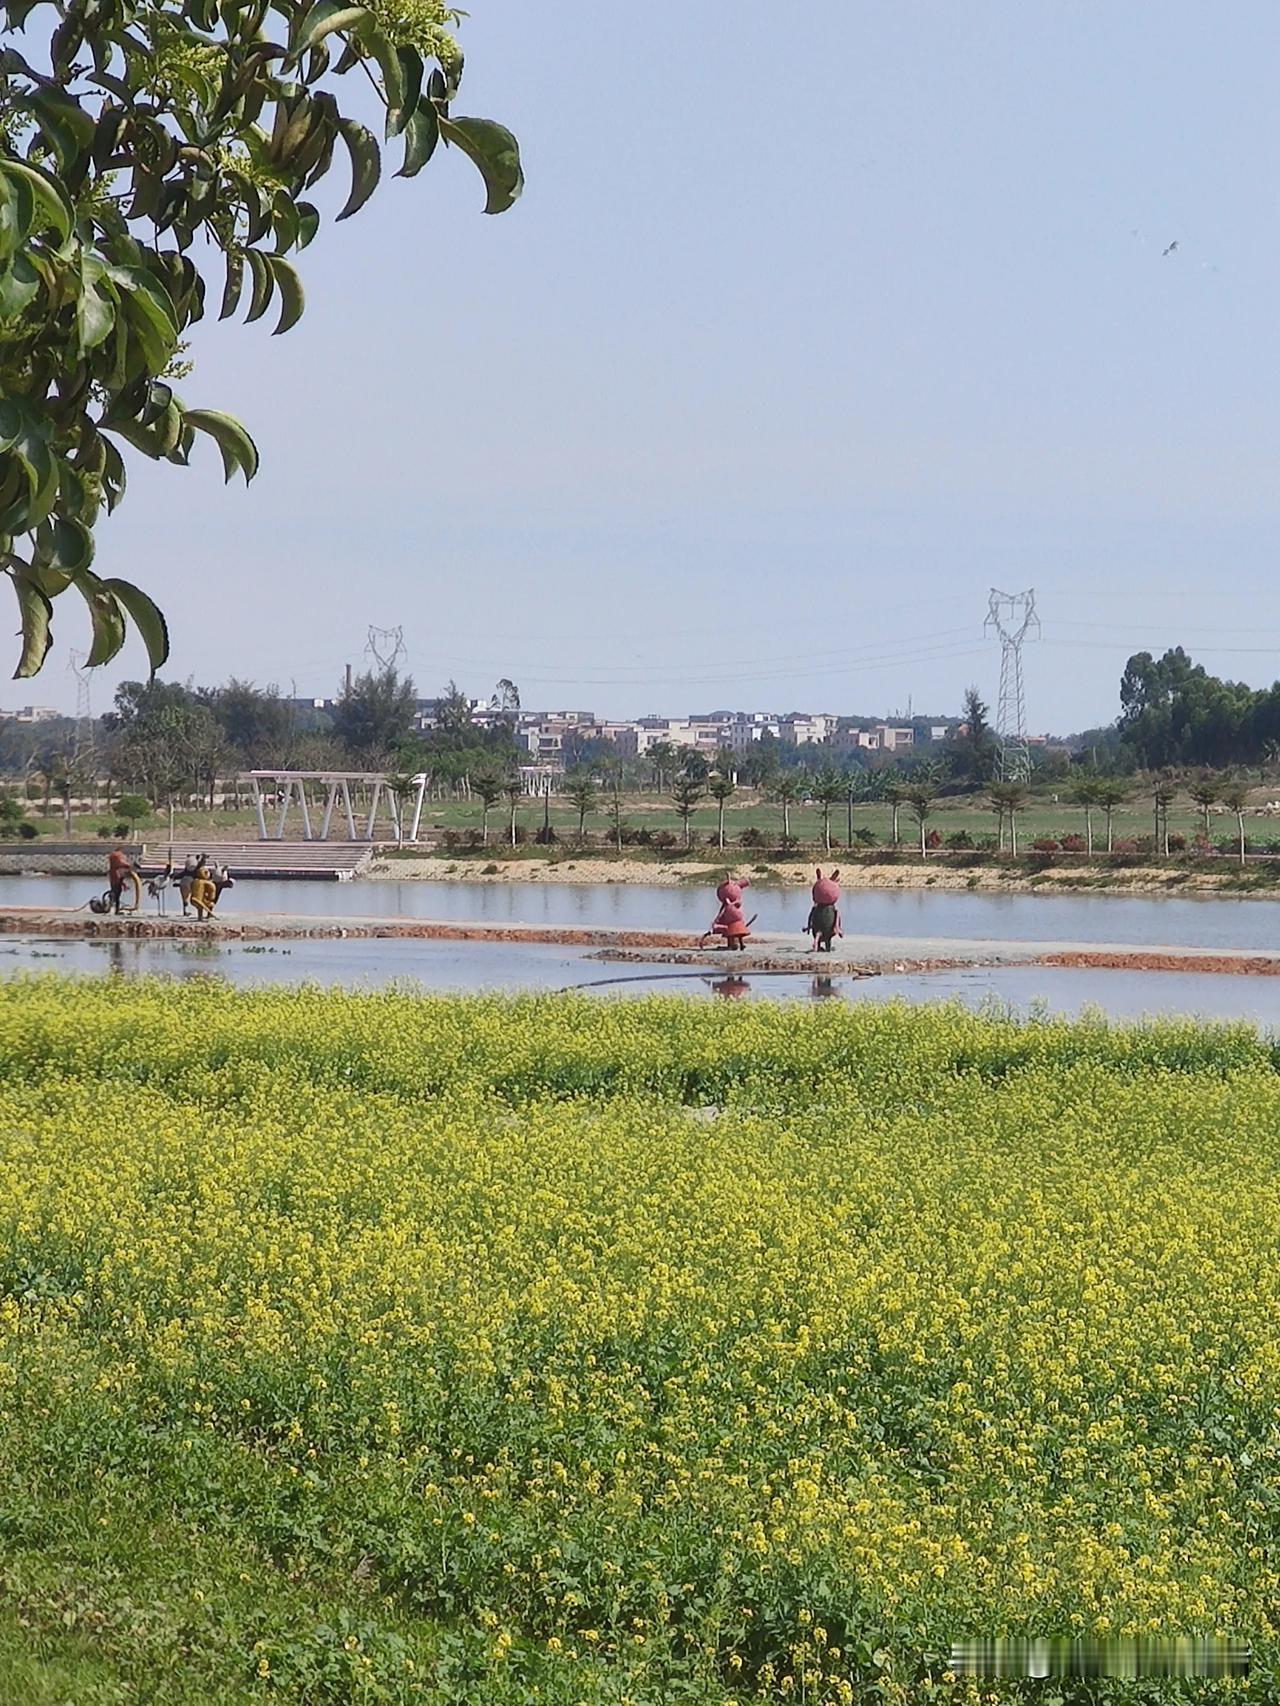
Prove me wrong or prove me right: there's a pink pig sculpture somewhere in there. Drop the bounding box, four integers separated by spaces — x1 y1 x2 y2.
805 867 842 953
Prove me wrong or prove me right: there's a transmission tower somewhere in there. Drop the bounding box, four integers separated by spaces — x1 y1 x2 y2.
68 649 94 767
984 588 1040 781
365 626 406 672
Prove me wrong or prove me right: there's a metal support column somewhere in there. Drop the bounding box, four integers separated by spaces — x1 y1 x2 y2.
252 776 268 841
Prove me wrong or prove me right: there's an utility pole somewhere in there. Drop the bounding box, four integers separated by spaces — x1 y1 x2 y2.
984 589 1040 782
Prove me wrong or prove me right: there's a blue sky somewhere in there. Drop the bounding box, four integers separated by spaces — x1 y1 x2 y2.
22 2 1280 730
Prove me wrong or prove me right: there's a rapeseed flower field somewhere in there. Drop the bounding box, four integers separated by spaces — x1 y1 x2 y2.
0 975 1277 1703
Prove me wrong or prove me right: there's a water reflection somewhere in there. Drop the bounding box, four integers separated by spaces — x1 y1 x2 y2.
710 974 751 1001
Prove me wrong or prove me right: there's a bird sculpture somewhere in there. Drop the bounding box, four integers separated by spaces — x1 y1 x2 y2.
146 862 174 915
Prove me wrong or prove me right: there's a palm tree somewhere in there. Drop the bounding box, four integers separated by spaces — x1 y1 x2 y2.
884 780 906 847
564 774 597 841
988 781 1029 856
768 772 801 842
603 757 625 853
905 783 936 858
504 776 522 848
1220 781 1251 866
809 769 845 853
1066 776 1101 856
1093 779 1128 852
647 740 678 793
707 774 736 850
1187 775 1219 842
671 773 705 848
1152 781 1177 859
474 773 503 848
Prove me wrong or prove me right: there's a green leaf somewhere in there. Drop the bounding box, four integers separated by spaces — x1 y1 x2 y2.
271 192 300 254
220 249 244 320
43 515 95 574
267 255 304 334
71 569 127 666
296 202 320 248
0 171 33 264
335 117 380 220
104 578 170 675
363 25 405 134
76 259 116 356
0 158 72 243
244 249 274 322
0 253 39 320
438 116 523 214
397 102 437 178
291 0 372 57
9 571 53 679
25 86 97 179
184 409 259 484
388 46 423 138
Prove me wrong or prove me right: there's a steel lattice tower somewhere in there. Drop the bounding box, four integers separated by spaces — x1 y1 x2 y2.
984 588 1040 781
68 649 94 767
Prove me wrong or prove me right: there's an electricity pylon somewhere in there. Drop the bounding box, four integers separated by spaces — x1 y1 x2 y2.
366 626 406 673
984 589 1040 781
68 649 94 765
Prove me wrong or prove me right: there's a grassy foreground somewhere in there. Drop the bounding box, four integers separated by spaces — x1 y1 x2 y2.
2 981 1280 1702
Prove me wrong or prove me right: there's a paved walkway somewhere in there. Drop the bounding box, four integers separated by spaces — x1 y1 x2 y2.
3 909 1280 978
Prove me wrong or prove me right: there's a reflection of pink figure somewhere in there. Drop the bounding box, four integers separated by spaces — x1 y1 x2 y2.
805 867 842 952
712 974 751 1000
701 875 753 951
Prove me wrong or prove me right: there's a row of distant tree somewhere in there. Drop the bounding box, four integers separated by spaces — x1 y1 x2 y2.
2 651 1272 810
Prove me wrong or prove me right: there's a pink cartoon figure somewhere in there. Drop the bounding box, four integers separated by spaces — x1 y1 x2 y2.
700 875 754 951
805 867 842 953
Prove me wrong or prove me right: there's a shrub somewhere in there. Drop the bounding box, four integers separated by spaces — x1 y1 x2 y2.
1032 838 1060 854
739 826 765 848
1167 833 1187 853
1059 833 1086 853
924 829 942 850
852 827 878 847
944 830 974 850
18 822 39 839
113 794 152 825
1112 838 1139 854
651 830 678 851
96 825 114 839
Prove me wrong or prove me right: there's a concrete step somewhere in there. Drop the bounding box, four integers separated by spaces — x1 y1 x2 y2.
138 841 375 880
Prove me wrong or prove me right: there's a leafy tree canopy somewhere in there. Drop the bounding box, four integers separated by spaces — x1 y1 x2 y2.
0 0 520 677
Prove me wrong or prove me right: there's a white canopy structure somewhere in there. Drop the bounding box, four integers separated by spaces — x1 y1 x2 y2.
245 771 428 843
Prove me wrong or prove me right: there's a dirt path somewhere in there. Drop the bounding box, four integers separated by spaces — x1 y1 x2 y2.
6 909 1280 978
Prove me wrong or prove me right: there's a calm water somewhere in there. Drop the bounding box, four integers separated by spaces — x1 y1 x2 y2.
5 934 1280 1027
6 873 1280 950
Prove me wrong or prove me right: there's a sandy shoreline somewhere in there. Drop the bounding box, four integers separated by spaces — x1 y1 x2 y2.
364 854 1280 901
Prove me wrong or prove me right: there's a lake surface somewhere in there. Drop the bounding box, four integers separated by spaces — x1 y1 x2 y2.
5 933 1280 1027
6 873 1280 950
